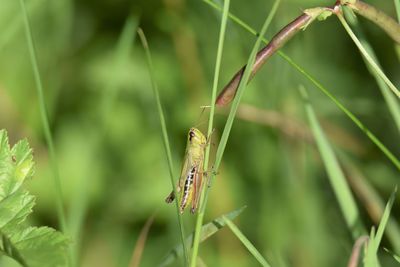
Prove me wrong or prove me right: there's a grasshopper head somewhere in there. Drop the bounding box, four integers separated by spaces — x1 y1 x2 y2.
188 128 206 145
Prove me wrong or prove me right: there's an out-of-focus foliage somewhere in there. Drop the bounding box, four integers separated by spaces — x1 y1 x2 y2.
0 0 399 266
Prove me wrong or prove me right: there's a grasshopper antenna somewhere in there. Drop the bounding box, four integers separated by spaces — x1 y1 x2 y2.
193 105 211 129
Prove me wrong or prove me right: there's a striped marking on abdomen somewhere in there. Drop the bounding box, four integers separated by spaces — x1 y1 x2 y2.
180 166 196 211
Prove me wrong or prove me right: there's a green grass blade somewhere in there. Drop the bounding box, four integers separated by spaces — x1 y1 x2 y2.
137 29 188 266
190 1 281 265
363 190 395 267
204 0 400 171
395 0 400 60
341 157 400 253
189 0 231 265
212 0 280 204
396 0 400 21
373 188 397 253
159 206 246 267
337 13 400 99
223 216 271 267
299 86 366 239
384 248 400 263
18 0 67 233
365 227 379 267
343 8 400 132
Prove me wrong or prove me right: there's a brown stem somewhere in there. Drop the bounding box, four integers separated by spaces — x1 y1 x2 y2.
231 103 365 154
347 236 369 267
216 0 400 107
216 13 312 106
346 0 400 44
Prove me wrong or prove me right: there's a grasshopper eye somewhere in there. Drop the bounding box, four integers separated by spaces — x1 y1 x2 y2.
189 131 195 141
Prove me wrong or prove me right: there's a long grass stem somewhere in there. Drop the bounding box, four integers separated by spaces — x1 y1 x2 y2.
345 0 400 44
337 12 400 99
189 0 231 265
137 29 188 266
190 1 280 266
342 8 400 133
18 0 67 234
216 12 311 106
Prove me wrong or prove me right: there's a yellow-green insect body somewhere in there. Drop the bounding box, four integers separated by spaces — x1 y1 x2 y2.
166 128 207 214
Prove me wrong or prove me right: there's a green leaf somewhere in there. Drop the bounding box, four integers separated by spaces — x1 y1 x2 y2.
0 130 13 200
302 7 333 30
0 131 34 200
12 139 34 186
0 190 35 232
10 227 68 267
159 206 246 267
0 129 69 267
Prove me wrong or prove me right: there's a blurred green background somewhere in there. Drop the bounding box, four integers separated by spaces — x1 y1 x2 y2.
0 0 399 266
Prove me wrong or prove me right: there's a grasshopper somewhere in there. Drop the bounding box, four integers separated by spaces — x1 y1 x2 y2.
165 128 208 214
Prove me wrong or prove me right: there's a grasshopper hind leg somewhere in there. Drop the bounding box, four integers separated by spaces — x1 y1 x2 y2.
190 167 203 214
